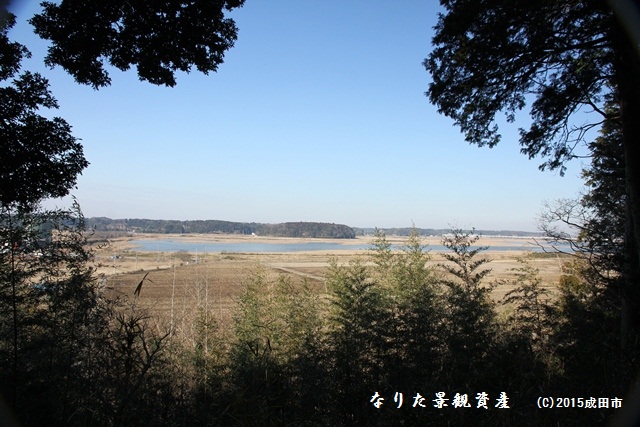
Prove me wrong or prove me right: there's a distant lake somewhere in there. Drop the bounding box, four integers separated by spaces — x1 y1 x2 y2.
128 239 561 253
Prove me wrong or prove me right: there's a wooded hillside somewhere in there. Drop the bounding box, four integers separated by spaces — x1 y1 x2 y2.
85 218 356 238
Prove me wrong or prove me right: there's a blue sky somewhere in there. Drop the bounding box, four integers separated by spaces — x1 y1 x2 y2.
7 1 589 231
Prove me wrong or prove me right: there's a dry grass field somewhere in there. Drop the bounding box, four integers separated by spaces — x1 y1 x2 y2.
91 234 570 326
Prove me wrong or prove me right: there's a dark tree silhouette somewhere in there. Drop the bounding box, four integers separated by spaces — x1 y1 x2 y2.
30 0 245 88
1 13 88 209
426 0 640 343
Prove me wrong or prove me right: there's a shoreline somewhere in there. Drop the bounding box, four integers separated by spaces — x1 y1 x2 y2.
97 233 554 255
93 233 568 287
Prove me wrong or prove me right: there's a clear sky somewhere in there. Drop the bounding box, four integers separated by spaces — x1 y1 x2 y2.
7 1 589 231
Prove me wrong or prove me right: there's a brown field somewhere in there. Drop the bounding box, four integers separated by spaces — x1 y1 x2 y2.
91 234 570 326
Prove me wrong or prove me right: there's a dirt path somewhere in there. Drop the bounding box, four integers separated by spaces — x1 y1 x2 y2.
264 263 326 281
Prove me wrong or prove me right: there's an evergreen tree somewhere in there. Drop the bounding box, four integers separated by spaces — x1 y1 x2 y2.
0 202 114 424
426 0 640 337
438 230 497 387
326 258 392 424
372 229 444 389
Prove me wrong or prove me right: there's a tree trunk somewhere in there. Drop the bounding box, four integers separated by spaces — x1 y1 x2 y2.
613 17 640 347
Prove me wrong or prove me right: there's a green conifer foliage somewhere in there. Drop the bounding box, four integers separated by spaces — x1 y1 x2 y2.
438 229 497 387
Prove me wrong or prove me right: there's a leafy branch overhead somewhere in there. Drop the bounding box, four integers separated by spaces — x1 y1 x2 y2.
0 14 88 208
30 0 246 88
426 0 617 173
426 0 640 354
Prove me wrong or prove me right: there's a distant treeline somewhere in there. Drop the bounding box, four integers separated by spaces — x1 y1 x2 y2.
85 218 542 239
355 227 544 237
86 217 356 238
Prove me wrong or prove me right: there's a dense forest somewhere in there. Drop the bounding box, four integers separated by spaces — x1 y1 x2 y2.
85 218 357 239
0 221 633 426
